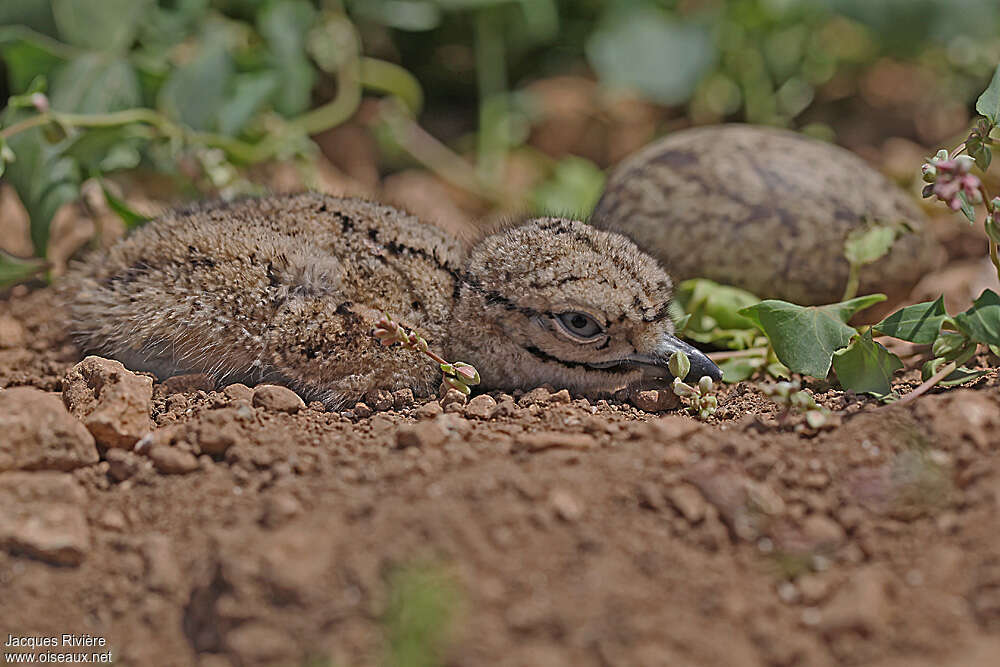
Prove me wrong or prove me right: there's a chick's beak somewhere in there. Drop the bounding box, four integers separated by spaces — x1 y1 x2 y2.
631 334 723 383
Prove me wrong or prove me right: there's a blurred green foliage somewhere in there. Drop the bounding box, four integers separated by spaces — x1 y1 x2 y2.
2 0 1000 287
384 562 458 667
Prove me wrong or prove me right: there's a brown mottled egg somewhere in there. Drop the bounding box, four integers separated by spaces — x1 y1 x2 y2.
591 124 940 305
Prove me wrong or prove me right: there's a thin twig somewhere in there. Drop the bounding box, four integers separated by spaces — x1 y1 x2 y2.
891 361 957 407
373 100 506 205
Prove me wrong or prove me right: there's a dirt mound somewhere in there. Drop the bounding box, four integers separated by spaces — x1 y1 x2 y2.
2 285 1000 667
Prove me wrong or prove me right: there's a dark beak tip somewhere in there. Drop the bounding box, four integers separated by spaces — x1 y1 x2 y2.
682 352 723 384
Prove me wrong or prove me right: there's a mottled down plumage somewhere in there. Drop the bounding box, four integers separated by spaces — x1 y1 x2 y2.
63 192 719 408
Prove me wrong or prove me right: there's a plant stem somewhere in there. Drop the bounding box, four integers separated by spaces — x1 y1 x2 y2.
842 262 860 301
892 360 957 407
978 184 1000 281
707 347 768 361
473 6 508 187
374 100 507 205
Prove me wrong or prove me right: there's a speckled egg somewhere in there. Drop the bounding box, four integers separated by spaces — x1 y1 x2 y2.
591 125 939 305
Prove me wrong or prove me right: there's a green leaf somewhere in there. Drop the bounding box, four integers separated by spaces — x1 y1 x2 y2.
832 329 903 397
973 144 992 171
958 191 976 223
62 125 149 174
976 62 1000 126
719 357 761 383
0 37 65 93
938 367 990 387
931 330 974 361
874 296 949 344
217 71 280 137
2 108 80 256
953 289 1000 346
844 223 897 267
258 0 317 117
738 294 885 378
531 156 606 219
586 7 714 106
158 41 233 131
0 138 12 179
922 357 990 387
0 250 47 288
51 0 152 53
0 3 58 36
349 0 442 31
49 55 141 113
986 218 1000 245
101 185 149 230
675 279 760 333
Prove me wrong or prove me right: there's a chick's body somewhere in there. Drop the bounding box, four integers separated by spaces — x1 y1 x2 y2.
65 193 719 407
66 194 462 406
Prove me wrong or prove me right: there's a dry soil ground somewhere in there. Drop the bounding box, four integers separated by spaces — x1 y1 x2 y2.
2 269 1000 667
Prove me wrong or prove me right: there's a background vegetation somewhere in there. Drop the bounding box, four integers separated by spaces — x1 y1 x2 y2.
2 0 1000 286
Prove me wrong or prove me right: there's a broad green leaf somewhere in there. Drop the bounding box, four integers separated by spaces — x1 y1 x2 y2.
953 289 1000 345
719 357 761 383
976 62 1000 126
0 37 65 93
931 330 974 360
2 109 80 256
52 0 152 53
973 144 992 171
0 3 58 36
63 125 149 173
738 294 885 378
586 8 714 106
101 185 149 230
531 156 606 219
874 296 949 344
49 55 141 113
349 0 442 31
258 0 316 117
674 279 759 333
217 71 280 136
844 223 897 267
158 41 233 131
0 250 47 288
832 330 903 397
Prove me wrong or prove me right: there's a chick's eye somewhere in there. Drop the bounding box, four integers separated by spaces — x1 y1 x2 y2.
555 312 603 339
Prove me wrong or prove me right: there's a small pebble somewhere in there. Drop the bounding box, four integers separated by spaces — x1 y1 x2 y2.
414 401 444 420
465 394 498 420
439 388 467 411
392 388 415 409
147 446 199 474
252 385 305 414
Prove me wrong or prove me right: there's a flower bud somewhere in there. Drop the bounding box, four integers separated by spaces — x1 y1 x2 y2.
31 93 49 113
934 149 949 162
921 163 937 183
452 362 481 385
672 377 696 398
444 375 472 395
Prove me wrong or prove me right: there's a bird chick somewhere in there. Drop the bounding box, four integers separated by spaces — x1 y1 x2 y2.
62 192 719 408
